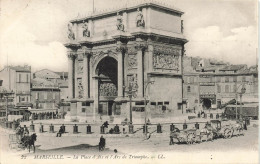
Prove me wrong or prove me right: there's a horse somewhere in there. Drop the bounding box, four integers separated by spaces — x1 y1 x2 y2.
21 133 37 153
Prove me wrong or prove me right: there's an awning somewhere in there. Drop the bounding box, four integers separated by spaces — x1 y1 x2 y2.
27 108 57 114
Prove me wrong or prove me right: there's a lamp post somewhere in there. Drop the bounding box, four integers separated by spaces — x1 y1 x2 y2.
124 85 136 124
144 80 154 139
235 84 246 120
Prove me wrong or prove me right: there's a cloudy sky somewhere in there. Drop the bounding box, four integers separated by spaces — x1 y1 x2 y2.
0 0 258 72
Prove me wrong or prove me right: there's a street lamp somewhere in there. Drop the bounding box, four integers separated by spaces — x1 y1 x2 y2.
144 80 154 139
124 85 137 124
235 84 246 120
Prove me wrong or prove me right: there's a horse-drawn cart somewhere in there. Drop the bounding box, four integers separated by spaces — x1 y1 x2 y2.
8 134 24 150
170 128 199 145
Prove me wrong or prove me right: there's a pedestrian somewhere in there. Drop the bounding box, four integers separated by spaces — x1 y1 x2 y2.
23 125 29 136
16 125 22 141
169 135 174 145
56 126 64 137
99 135 106 151
103 121 109 133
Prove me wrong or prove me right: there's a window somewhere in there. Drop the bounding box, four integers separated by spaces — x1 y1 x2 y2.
195 99 198 103
233 84 237 93
187 77 190 83
150 102 156 105
242 76 246 82
82 102 90 106
177 103 182 110
190 77 194 83
216 77 221 82
233 76 237 82
187 86 191 92
36 92 39 99
26 74 29 83
164 101 169 105
19 74 21 82
225 85 229 93
68 108 70 111
135 102 144 105
217 85 221 93
225 77 229 82
158 102 163 105
82 108 86 112
44 92 47 99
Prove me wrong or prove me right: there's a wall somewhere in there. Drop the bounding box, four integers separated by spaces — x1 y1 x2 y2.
31 90 60 109
149 76 182 116
150 8 181 34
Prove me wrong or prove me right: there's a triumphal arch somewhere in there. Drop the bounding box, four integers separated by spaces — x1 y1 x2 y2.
65 2 188 123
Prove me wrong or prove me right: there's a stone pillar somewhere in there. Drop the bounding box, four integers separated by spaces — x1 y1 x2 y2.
135 40 146 98
93 78 99 121
67 51 75 99
116 43 126 98
147 41 153 72
83 49 91 99
137 50 143 97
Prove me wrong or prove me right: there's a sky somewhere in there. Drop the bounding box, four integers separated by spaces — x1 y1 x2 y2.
0 0 258 72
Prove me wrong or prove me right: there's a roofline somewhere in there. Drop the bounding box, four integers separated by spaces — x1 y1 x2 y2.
70 2 184 23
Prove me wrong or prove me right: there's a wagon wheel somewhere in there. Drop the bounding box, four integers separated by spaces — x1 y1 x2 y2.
187 133 195 145
224 128 232 139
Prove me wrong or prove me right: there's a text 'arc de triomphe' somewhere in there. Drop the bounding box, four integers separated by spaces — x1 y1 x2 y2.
64 2 188 123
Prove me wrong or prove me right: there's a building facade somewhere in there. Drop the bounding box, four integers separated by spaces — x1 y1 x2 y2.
0 66 32 110
0 85 15 118
183 56 258 111
65 2 187 123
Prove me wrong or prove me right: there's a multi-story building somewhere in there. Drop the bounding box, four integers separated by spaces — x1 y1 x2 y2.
0 83 15 118
0 65 32 111
32 69 69 118
30 78 60 119
33 69 69 100
183 56 258 112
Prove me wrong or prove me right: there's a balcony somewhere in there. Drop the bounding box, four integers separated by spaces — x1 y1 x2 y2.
16 91 30 95
16 102 32 107
199 82 215 86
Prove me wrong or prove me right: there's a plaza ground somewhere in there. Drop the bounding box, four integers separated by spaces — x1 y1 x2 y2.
0 119 259 164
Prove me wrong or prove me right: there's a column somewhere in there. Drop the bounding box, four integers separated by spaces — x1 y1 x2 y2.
135 39 146 98
83 50 90 99
67 51 75 99
137 49 143 97
117 43 125 98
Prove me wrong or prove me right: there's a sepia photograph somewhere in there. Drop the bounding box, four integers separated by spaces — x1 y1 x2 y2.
0 0 258 163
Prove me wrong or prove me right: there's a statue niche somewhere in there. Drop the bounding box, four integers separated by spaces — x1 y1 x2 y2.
67 23 75 40
136 8 145 27
116 12 124 32
82 21 90 37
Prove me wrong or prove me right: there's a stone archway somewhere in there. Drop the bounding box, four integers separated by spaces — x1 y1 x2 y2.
95 56 118 116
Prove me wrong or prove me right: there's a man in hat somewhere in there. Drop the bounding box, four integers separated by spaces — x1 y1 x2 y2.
23 125 29 136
